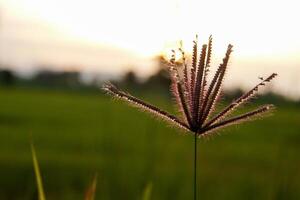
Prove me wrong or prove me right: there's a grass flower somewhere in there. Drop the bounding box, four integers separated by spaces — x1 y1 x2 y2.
102 36 277 200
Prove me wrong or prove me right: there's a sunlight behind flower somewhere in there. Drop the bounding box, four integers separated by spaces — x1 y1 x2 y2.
0 0 299 98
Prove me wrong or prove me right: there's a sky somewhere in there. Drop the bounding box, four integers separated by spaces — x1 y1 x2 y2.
0 0 299 99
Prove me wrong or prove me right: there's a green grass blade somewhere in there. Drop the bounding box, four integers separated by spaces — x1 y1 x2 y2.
84 173 98 200
142 182 152 200
30 141 46 200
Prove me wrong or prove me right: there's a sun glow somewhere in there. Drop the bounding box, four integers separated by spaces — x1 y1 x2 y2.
1 0 300 98
3 0 299 57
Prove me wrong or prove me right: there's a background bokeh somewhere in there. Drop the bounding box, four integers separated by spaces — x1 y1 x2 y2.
0 0 299 199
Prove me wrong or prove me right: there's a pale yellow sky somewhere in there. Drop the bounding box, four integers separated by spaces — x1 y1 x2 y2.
0 0 299 99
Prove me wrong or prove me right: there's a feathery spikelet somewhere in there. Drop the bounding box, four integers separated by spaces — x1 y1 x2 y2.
199 44 233 125
198 36 213 123
202 35 213 90
179 42 191 105
102 83 190 131
193 44 207 123
190 36 198 104
102 36 277 137
169 50 193 126
205 36 213 70
200 105 274 135
205 73 278 127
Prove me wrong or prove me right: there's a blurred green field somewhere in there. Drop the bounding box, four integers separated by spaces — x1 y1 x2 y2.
0 87 299 200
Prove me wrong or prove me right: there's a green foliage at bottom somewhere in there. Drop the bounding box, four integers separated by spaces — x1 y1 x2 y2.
0 87 299 199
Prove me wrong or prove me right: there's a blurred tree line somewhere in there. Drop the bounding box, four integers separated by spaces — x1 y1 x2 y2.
0 69 14 86
0 56 296 105
0 68 82 89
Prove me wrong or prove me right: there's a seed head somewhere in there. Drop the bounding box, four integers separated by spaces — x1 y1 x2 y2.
103 36 277 137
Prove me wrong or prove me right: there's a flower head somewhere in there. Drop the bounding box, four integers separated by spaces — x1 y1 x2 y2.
103 36 277 137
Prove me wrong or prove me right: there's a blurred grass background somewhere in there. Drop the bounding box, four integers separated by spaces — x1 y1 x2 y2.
0 86 299 200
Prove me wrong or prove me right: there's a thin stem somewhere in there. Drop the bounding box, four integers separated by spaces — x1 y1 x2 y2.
194 133 197 200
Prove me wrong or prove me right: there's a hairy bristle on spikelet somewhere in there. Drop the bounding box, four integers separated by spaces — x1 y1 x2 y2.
102 83 190 131
199 39 212 124
199 44 233 126
190 37 198 99
202 36 213 90
205 35 213 69
198 41 224 123
170 79 185 121
176 82 193 126
169 52 193 127
191 41 198 81
189 37 198 123
199 104 274 135
193 44 207 124
204 73 278 127
179 44 191 106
